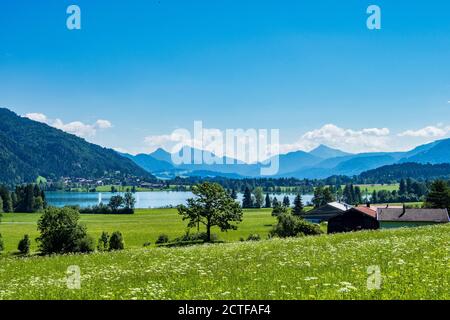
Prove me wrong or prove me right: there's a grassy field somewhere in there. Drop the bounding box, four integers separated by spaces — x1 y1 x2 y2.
0 223 447 299
0 208 278 253
355 184 399 193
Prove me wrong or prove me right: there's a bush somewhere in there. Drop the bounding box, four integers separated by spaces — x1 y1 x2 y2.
97 232 110 251
143 241 152 247
79 201 134 214
270 213 323 238
155 234 169 244
175 231 216 242
246 234 261 241
36 207 92 254
80 203 112 214
0 233 3 252
157 240 207 248
75 235 95 253
18 234 31 254
272 203 288 217
109 231 125 250
171 231 220 245
156 231 222 247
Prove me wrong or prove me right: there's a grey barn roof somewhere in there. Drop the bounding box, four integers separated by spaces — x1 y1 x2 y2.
301 202 353 222
377 208 450 223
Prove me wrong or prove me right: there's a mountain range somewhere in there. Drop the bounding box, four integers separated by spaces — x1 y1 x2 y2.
0 108 154 185
2 106 450 184
123 139 450 179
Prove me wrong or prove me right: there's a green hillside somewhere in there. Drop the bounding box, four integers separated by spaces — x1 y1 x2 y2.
358 162 450 183
0 108 153 185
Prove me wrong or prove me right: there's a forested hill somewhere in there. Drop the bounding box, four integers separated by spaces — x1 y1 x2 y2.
358 162 450 183
0 108 154 185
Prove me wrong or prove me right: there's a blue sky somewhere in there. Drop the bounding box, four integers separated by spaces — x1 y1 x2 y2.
1 0 450 156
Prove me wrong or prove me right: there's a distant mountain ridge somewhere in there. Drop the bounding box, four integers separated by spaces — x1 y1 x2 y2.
5 105 449 184
123 138 450 179
309 144 352 159
120 152 174 173
0 108 154 185
399 139 450 164
281 139 450 179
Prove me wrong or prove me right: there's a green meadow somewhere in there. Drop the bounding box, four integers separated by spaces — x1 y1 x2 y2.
355 183 399 193
0 208 278 253
0 223 448 300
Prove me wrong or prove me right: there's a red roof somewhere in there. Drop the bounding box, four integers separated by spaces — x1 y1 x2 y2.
354 206 377 218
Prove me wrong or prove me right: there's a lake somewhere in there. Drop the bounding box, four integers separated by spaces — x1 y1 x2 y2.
45 191 314 209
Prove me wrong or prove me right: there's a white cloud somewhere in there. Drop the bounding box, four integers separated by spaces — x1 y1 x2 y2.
361 128 390 136
279 124 391 154
24 113 112 138
95 119 112 129
25 112 48 123
140 123 450 158
144 134 176 147
398 125 449 138
142 124 395 157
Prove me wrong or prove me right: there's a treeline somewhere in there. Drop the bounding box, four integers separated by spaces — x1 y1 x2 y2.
357 162 450 184
168 162 450 189
313 180 430 206
371 178 428 203
309 185 361 207
170 176 317 194
424 180 450 211
79 192 137 214
264 178 434 207
238 186 302 211
0 184 47 213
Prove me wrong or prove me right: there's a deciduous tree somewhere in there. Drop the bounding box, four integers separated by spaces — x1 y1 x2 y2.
178 182 243 242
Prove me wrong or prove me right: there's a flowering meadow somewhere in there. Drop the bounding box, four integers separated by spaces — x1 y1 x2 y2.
0 223 448 300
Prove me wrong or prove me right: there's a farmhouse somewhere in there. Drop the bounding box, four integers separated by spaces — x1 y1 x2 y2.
327 206 379 234
302 202 352 223
376 207 450 228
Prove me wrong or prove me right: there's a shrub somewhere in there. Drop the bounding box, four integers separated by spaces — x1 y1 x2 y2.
158 240 206 248
18 234 31 254
0 233 3 252
143 241 152 247
272 202 288 217
156 231 222 247
36 207 92 254
97 232 110 251
172 231 219 244
270 213 323 238
75 235 95 253
80 202 134 214
295 219 323 236
109 231 125 251
246 234 261 241
155 234 169 244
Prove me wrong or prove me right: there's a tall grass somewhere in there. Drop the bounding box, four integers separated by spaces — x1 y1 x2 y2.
0 224 448 300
